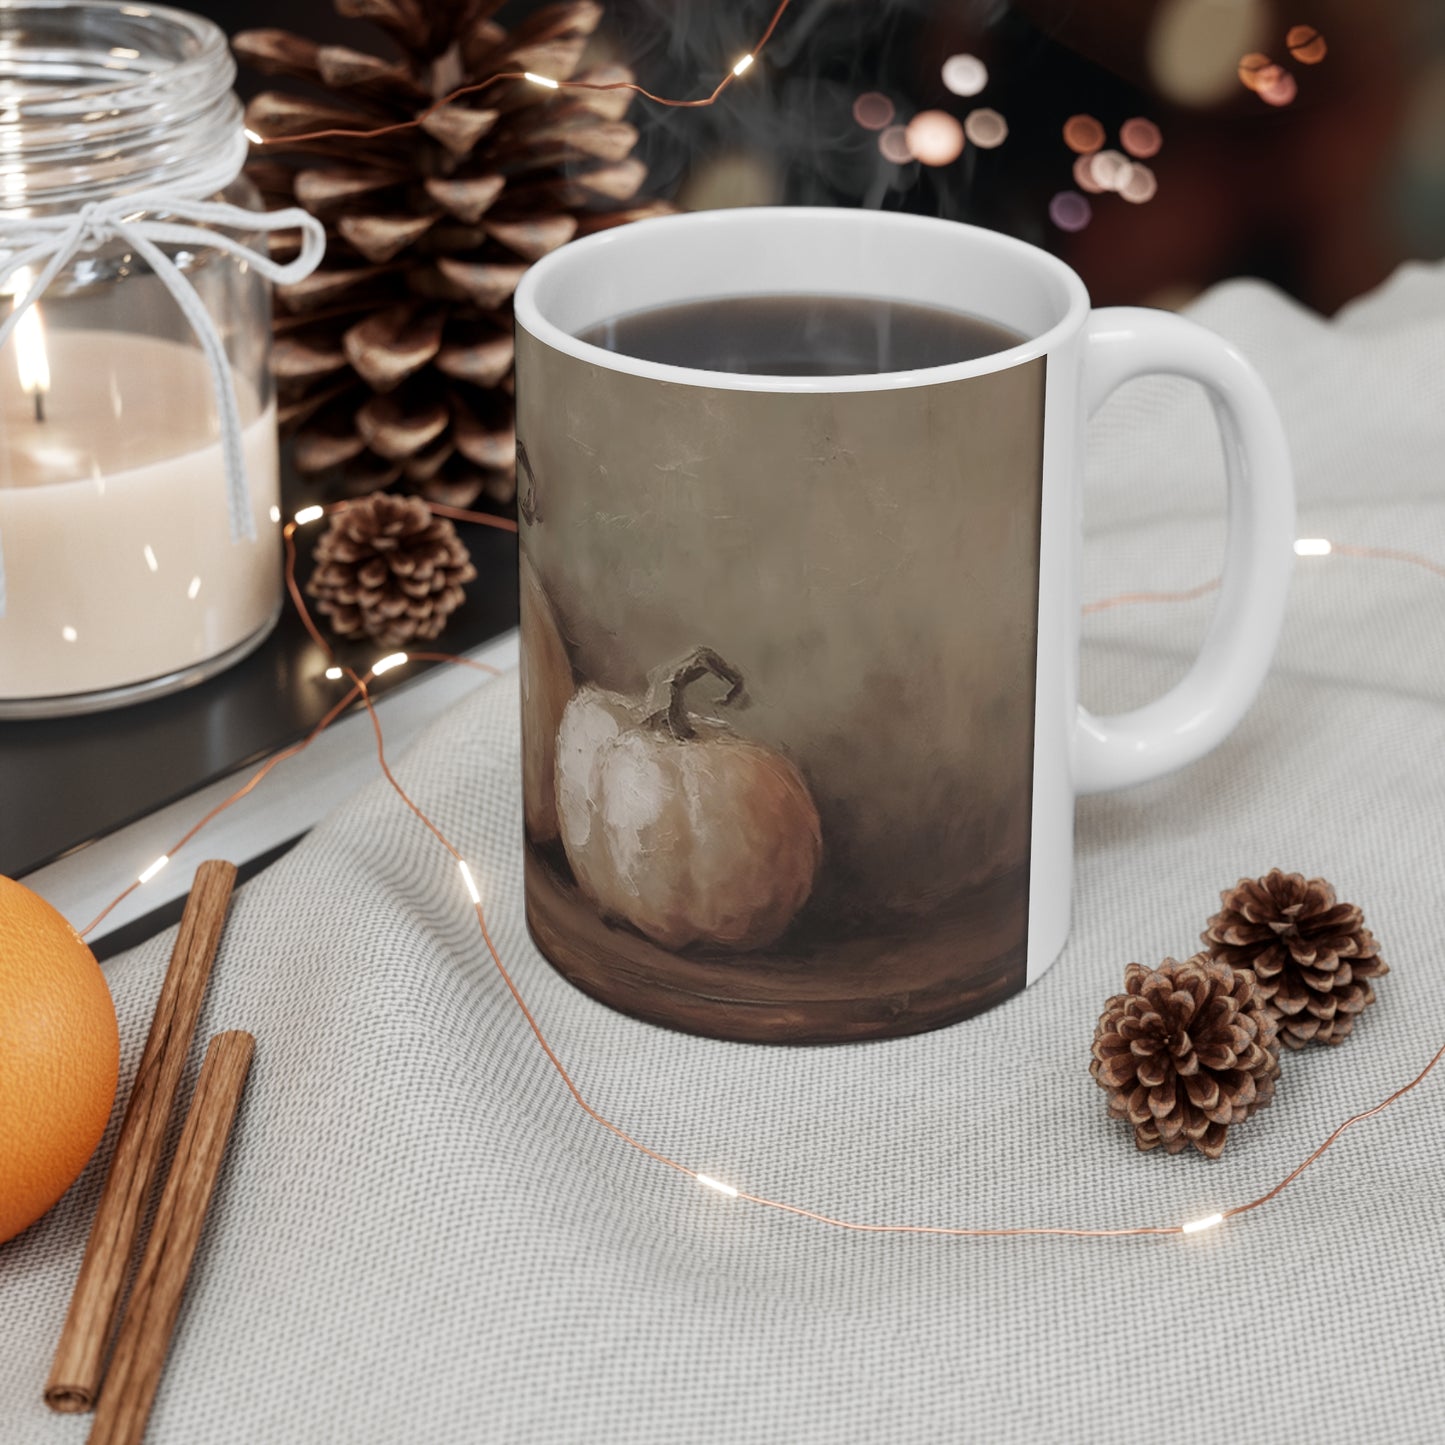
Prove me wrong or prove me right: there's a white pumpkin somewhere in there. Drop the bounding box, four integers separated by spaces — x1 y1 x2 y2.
519 553 573 843
555 647 822 952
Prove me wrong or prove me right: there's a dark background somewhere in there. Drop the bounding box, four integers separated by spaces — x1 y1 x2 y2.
206 0 1445 316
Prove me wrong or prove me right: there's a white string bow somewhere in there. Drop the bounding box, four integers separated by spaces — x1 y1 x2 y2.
0 187 326 617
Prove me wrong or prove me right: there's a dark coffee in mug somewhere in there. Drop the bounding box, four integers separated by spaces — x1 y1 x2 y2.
578 294 1024 376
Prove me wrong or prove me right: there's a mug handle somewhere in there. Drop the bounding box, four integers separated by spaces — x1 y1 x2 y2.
1075 307 1296 794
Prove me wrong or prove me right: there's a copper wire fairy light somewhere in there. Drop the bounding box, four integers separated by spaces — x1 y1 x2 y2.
82 12 1445 1244
77 497 1445 1244
248 0 797 147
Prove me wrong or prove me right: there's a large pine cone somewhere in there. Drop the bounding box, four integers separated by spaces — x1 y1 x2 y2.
1091 956 1281 1159
307 493 476 646
1202 869 1388 1049
235 0 668 508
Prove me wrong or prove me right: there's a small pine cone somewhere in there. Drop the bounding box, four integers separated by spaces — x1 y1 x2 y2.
1091 956 1281 1159
307 494 476 647
1202 870 1388 1049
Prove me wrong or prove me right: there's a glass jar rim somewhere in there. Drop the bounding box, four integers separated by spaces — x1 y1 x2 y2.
0 0 229 111
0 1 242 211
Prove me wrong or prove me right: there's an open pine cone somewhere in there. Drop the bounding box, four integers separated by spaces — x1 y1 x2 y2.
235 0 668 508
1202 869 1388 1049
1091 956 1281 1159
307 493 476 646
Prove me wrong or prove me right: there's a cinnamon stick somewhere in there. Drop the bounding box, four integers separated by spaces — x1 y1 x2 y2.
46 860 238 1413
87 1032 255 1445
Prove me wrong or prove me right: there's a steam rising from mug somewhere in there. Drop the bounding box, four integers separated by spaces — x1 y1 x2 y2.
607 0 975 211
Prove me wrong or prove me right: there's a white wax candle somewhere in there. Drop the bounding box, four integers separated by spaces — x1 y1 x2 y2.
0 329 281 702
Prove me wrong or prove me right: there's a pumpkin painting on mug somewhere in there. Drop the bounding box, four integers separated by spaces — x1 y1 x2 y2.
553 647 823 952
514 289 1047 1042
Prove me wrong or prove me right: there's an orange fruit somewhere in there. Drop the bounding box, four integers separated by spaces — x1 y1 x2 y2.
0 876 119 1245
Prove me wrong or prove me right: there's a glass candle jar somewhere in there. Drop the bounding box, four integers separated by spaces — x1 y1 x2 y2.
0 1 292 716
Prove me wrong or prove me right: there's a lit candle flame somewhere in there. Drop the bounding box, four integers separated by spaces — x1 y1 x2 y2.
7 267 50 422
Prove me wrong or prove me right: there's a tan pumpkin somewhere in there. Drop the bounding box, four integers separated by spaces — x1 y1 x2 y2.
555 647 822 952
519 552 573 843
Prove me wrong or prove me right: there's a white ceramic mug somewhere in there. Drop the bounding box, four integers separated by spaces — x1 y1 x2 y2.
514 208 1294 1044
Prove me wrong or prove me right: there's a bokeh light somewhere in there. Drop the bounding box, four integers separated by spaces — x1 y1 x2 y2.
852 92 895 131
963 107 1008 149
1049 191 1092 233
1237 52 1273 91
1088 148 1133 192
1073 153 1105 194
1119 118 1163 159
1258 67 1298 106
878 125 913 163
1063 114 1106 154
1249 61 1286 95
1149 0 1269 107
1286 24 1327 64
1119 164 1159 204
941 54 988 97
905 109 965 166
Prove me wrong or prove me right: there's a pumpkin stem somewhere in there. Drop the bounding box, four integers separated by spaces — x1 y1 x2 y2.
648 646 745 741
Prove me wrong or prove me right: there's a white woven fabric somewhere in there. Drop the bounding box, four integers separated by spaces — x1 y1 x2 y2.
3 264 1444 1444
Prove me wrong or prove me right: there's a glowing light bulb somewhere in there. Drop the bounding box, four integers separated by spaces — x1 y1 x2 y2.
294 505 325 525
459 860 482 904
941 53 988 97
1088 149 1132 193
1294 538 1332 556
963 107 1008 150
851 92 894 131
269 505 282 524
324 665 343 680
1119 117 1163 159
1149 0 1269 107
1181 1212 1224 1235
138 854 170 885
1063 114 1106 155
371 651 408 676
696 1174 739 1198
878 125 912 164
1287 24 1327 64
1257 67 1298 107
732 53 754 76
524 71 559 89
1238 52 1273 91
1119 164 1159 205
905 110 965 167
243 127 264 145
1049 191 1093 233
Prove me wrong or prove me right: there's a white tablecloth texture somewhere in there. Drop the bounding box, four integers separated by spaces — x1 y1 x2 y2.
3 263 1444 1445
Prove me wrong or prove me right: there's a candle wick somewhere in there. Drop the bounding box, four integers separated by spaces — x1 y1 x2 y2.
33 390 45 423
